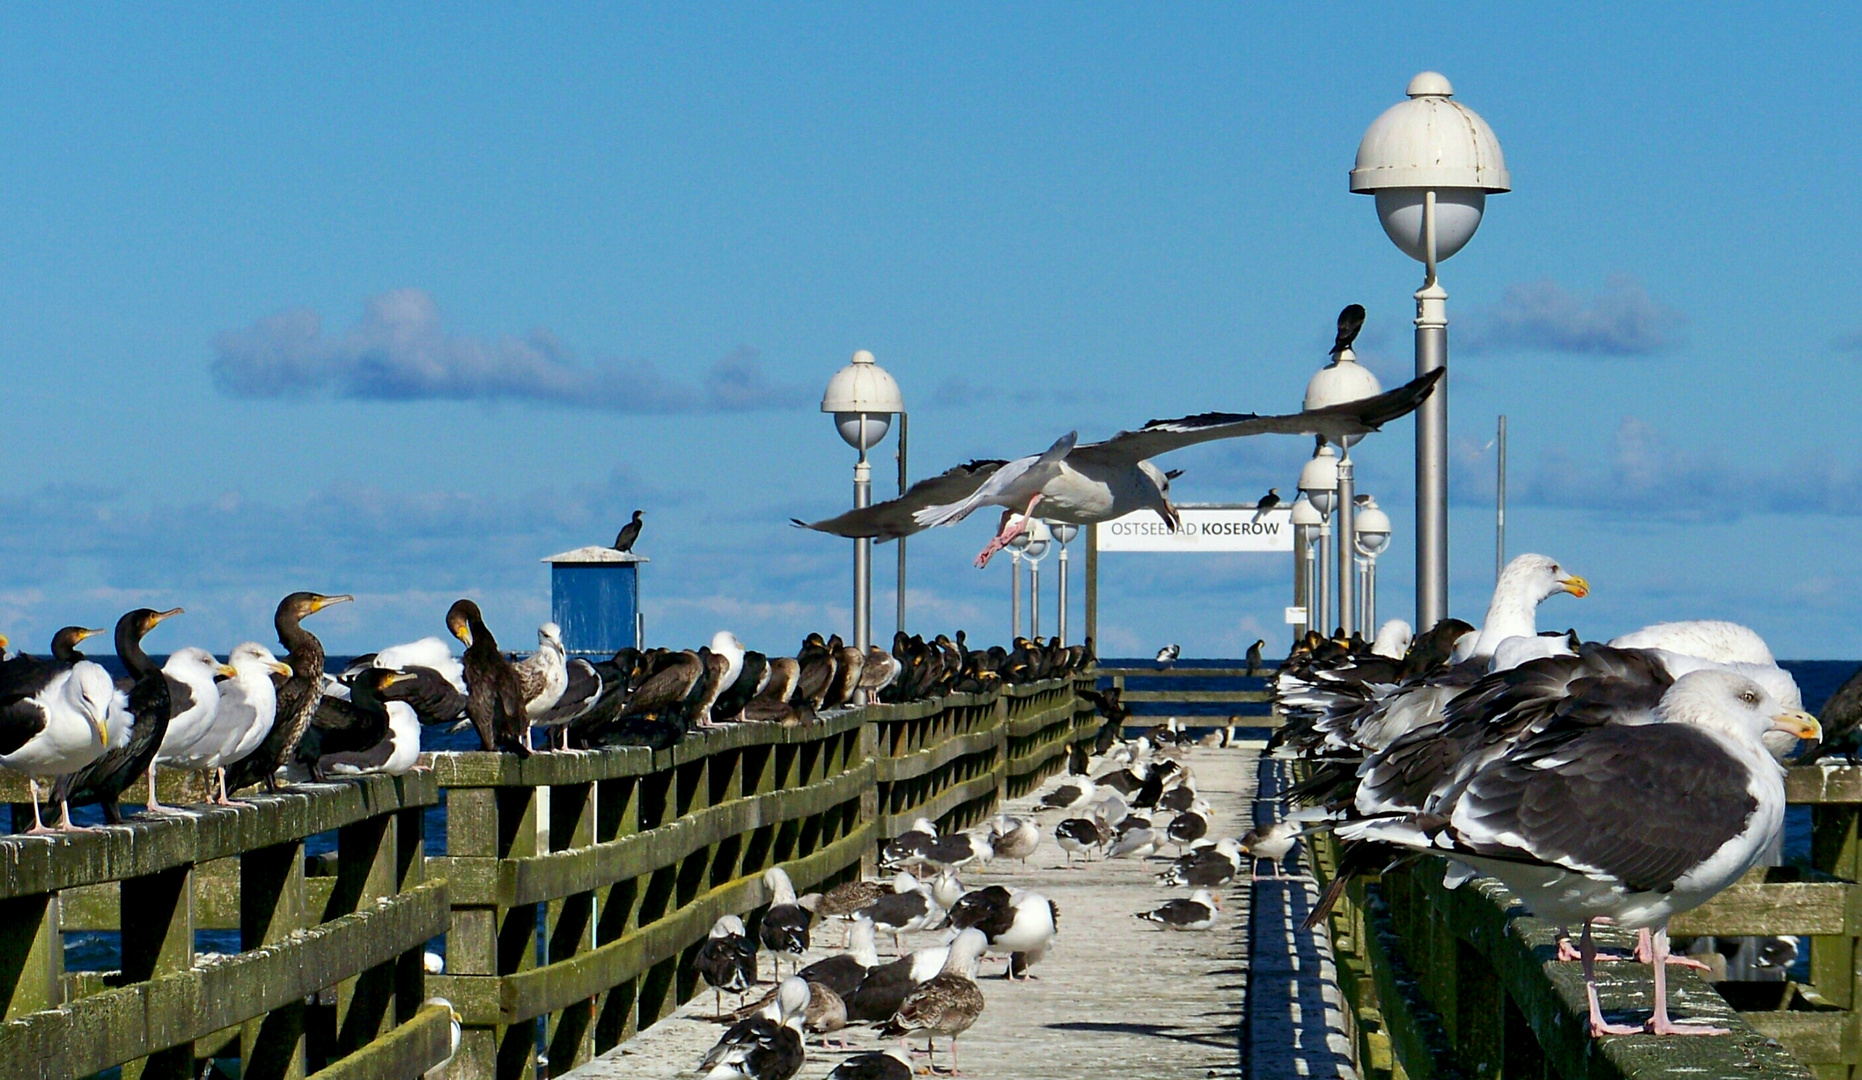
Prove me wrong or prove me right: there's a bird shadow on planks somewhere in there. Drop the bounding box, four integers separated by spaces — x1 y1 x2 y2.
1044 1021 1237 1050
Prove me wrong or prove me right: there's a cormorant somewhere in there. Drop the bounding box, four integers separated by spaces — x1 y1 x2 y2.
224 592 351 793
299 668 419 778
447 599 529 756
614 510 644 553
57 607 184 824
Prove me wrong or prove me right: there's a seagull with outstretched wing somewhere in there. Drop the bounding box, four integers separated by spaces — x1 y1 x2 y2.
795 367 1442 568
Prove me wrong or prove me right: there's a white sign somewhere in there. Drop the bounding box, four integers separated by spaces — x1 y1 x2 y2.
1284 606 1307 624
1095 505 1295 553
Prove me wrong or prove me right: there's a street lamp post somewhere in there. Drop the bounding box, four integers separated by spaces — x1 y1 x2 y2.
1354 495 1392 637
1353 71 1509 631
1023 520 1051 638
1305 340 1381 636
1290 494 1322 638
1049 521 1079 644
822 350 904 652
1299 445 1339 636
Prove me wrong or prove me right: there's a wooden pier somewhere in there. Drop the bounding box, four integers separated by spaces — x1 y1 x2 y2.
3 666 1861 1079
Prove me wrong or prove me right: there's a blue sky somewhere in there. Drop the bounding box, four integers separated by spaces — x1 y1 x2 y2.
3 6 1861 659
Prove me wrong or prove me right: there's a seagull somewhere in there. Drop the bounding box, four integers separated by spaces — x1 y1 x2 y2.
793 368 1445 567
1251 488 1281 522
1325 669 1819 1037
697 976 807 1080
759 867 812 979
614 510 645 553
694 915 761 1017
1136 889 1221 931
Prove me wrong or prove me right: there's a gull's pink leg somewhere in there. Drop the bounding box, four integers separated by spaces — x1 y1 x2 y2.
974 495 1044 568
1646 928 1729 1035
1633 926 1712 970
1583 921 1642 1037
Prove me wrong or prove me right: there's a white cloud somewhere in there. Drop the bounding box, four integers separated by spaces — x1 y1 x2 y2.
1460 276 1683 356
211 289 807 413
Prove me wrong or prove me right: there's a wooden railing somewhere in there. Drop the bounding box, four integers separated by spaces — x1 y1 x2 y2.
1308 763 1862 1080
423 674 1096 1080
0 774 447 1080
1096 666 1275 720
0 677 1096 1080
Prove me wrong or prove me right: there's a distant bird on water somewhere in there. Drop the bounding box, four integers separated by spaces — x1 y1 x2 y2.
1251 488 1281 522
1332 302 1367 356
614 510 645 553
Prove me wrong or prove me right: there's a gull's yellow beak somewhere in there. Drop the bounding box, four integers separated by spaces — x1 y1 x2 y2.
1560 575 1590 599
1772 710 1822 742
216 663 239 679
89 715 109 748
270 661 295 677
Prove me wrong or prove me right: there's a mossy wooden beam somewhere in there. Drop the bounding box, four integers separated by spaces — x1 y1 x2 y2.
0 879 448 1080
303 1002 455 1080
0 774 436 900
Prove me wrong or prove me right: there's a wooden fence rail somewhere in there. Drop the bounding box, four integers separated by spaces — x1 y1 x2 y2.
423 674 1095 1080
0 774 444 1080
1309 763 1862 1080
0 677 1095 1080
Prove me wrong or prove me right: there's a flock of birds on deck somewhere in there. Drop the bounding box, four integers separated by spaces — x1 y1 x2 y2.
1269 551 1829 1038
0 585 1096 834
682 701 1266 1080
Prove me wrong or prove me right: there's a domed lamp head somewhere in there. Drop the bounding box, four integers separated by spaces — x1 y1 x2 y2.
1047 521 1079 546
1008 515 1052 561
1354 498 1393 557
822 349 905 450
1298 445 1339 517
1352 73 1509 263
1289 493 1323 528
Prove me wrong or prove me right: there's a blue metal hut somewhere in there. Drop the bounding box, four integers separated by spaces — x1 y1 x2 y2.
542 546 647 656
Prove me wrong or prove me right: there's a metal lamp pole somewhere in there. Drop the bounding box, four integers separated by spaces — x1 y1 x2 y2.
853 423 871 652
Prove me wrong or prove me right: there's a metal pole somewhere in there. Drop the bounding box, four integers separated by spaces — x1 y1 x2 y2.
1057 544 1070 645
1010 551 1022 642
1316 518 1332 637
1415 189 1449 631
1084 527 1098 645
1496 413 1507 582
854 439 872 653
1366 556 1378 635
897 412 909 635
1336 454 1355 636
1292 523 1309 639
1030 562 1041 638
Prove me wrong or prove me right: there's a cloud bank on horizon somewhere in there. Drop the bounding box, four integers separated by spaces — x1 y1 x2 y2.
211 289 807 413
1458 276 1683 356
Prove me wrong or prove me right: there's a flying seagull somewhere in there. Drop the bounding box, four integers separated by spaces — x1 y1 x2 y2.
795 367 1443 567
1251 488 1281 522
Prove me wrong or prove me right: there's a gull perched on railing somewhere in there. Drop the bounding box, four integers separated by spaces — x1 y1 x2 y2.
794 369 1442 567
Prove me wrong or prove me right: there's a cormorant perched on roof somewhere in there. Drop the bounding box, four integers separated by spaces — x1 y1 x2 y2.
224 592 352 793
57 607 184 823
614 510 644 553
447 599 529 756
